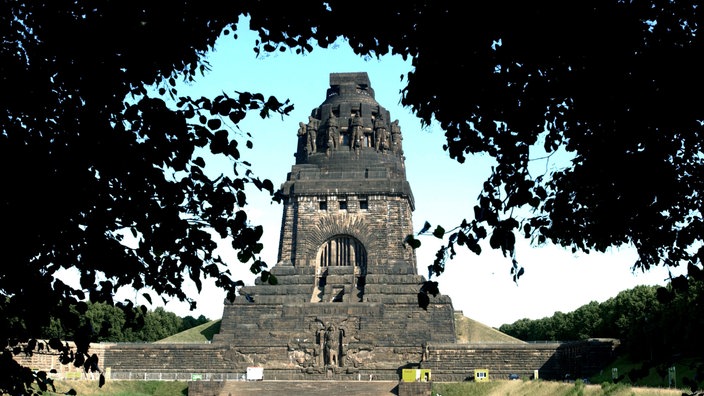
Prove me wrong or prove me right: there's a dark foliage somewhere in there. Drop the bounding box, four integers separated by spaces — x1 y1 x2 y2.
500 282 704 390
179 315 211 332
500 283 704 358
374 2 704 290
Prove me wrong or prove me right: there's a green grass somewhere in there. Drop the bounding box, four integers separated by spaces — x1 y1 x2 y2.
453 312 525 344
431 379 683 396
33 378 686 396
155 320 221 343
38 380 188 396
589 355 702 390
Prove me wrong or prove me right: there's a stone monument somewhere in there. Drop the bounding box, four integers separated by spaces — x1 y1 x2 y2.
212 72 457 380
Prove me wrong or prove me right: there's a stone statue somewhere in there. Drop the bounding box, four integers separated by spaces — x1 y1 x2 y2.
349 112 364 152
307 116 320 153
324 323 339 366
390 119 403 155
373 113 389 152
297 121 308 158
325 111 339 155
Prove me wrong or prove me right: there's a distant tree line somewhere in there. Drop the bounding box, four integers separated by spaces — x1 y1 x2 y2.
25 303 210 343
499 282 704 362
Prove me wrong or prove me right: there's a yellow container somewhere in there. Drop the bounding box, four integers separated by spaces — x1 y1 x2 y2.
401 369 417 382
401 369 432 382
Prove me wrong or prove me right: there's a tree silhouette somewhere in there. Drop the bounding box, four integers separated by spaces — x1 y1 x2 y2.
3 1 704 393
1 3 287 393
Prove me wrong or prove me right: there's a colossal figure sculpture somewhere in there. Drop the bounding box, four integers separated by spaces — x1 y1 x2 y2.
349 111 364 154
306 116 320 153
324 111 339 155
324 323 339 366
373 112 389 152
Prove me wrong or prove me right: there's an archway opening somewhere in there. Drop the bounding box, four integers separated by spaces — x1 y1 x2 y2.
313 235 367 302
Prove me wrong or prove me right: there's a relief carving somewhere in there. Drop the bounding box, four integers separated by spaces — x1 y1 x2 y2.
306 317 360 369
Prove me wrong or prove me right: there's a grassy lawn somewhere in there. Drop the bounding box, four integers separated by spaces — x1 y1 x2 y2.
38 379 188 396
432 379 684 396
32 378 686 396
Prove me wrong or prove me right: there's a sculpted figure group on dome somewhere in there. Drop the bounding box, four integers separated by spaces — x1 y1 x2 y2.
298 111 403 157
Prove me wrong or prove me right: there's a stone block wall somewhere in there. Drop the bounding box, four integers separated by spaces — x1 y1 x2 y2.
279 193 415 269
419 343 562 381
398 381 431 396
12 338 617 384
278 148 416 271
10 342 109 379
419 339 618 382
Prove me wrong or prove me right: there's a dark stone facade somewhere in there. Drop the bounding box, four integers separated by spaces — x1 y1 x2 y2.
212 72 457 377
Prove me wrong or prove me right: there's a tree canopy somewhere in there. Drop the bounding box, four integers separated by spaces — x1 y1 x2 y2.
499 281 704 389
2 1 704 393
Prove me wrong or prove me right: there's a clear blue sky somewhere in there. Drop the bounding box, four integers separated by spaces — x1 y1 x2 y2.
124 16 684 328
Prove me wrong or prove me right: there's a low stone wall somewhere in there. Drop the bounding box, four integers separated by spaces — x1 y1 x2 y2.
10 342 110 380
419 342 562 382
398 381 431 396
420 339 618 382
11 339 617 384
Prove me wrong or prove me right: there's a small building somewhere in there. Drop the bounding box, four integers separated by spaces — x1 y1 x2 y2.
474 368 489 382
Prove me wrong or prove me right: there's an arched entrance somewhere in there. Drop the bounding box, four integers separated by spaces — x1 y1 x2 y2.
313 235 367 302
318 234 367 268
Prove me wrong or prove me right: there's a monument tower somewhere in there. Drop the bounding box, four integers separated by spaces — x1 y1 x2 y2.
213 72 456 380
